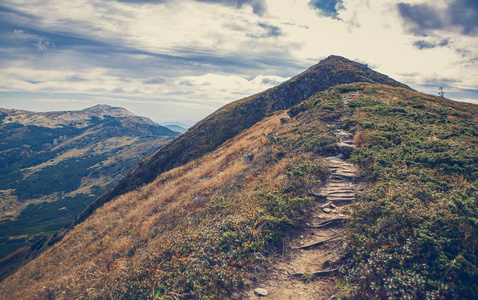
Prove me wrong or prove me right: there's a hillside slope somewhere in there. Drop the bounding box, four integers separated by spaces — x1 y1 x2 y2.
0 105 178 261
1 80 476 299
95 55 409 214
17 56 409 277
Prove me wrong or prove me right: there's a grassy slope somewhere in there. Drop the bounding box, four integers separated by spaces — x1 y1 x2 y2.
4 83 476 299
2 86 477 298
338 84 478 299
0 87 347 299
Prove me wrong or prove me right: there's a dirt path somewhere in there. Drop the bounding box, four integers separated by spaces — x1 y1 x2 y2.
239 92 362 299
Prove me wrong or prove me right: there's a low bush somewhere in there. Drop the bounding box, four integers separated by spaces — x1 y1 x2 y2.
337 83 478 299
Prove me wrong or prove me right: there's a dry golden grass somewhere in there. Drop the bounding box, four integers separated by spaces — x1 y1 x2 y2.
0 111 299 299
353 131 369 148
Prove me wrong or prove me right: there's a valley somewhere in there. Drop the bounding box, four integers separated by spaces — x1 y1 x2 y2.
0 105 178 261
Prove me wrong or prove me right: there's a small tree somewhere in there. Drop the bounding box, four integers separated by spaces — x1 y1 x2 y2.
438 87 445 97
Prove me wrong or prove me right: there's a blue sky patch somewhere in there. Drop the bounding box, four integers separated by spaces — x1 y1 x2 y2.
309 0 345 20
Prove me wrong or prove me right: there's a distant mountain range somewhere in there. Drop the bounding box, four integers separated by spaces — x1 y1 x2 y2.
161 123 188 134
0 104 178 261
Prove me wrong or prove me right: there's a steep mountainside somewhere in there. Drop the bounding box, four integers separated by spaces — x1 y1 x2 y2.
1 59 476 299
89 56 409 227
0 105 178 261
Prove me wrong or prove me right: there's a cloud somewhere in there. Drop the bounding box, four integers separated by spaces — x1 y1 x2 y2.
397 1 478 36
309 0 345 20
246 23 282 38
12 29 37 41
115 0 267 15
397 3 442 35
35 38 55 51
196 0 267 15
449 0 478 35
413 38 449 50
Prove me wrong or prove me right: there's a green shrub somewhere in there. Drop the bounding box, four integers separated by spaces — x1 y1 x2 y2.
338 83 478 299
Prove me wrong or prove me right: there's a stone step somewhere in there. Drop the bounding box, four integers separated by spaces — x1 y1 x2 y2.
327 185 354 189
327 196 356 201
331 171 356 176
329 165 356 171
329 198 354 205
330 174 355 180
327 162 355 168
332 169 357 174
334 174 357 179
325 156 345 161
325 120 343 125
326 190 355 195
330 168 356 173
327 194 355 199
328 180 347 185
328 194 355 199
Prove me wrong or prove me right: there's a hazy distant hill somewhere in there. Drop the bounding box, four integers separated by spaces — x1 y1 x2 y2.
0 105 178 260
162 124 188 133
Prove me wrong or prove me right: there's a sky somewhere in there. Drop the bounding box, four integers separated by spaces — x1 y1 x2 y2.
0 0 477 125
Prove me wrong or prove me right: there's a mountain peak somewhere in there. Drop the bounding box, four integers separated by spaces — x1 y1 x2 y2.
286 55 408 94
85 104 114 110
82 104 134 117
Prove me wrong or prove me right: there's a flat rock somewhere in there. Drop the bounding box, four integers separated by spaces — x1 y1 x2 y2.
192 196 208 202
254 288 268 297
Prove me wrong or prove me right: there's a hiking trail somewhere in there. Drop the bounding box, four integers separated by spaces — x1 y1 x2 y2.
239 92 364 299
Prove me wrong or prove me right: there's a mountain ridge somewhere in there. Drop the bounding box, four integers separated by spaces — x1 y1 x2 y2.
14 55 410 274
0 104 158 128
0 105 179 277
94 55 410 215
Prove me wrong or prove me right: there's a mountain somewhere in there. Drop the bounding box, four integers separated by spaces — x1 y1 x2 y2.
91 56 409 217
1 56 477 299
9 56 408 272
0 105 178 261
0 55 409 284
162 124 188 134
